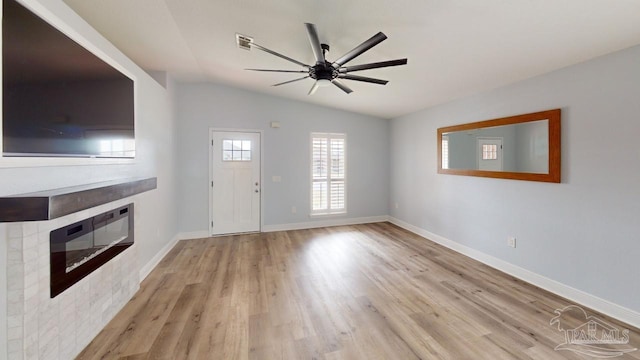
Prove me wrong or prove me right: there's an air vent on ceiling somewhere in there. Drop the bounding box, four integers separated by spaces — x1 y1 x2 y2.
236 33 253 50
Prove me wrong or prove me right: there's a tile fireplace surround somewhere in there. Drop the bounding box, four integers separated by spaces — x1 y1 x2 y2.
2 178 156 360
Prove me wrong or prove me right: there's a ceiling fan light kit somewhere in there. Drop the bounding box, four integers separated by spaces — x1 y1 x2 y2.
316 79 331 87
242 23 408 95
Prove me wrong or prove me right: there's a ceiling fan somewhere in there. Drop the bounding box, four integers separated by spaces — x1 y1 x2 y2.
243 23 408 95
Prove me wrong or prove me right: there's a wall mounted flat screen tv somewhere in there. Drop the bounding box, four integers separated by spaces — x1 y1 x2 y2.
2 0 135 158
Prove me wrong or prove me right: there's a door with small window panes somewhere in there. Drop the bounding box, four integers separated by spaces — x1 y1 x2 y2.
477 137 503 171
210 131 261 235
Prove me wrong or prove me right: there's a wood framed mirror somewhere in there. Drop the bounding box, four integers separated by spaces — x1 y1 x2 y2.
437 109 561 183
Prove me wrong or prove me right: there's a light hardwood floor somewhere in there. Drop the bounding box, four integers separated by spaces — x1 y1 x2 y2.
77 222 640 359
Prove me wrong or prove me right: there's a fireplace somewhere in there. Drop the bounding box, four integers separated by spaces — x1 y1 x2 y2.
2 179 155 359
50 203 134 297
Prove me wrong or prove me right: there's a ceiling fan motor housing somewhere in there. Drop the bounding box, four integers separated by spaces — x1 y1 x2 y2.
310 62 338 81
308 43 337 81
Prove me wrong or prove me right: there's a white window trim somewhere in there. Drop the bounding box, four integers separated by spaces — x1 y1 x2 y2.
310 132 347 216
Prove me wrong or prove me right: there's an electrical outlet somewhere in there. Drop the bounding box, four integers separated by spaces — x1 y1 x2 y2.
394 202 399 209
291 206 297 214
507 236 516 248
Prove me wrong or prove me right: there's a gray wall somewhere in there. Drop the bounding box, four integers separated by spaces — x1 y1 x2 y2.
390 44 640 313
0 0 179 356
514 120 548 173
447 131 477 169
176 83 390 233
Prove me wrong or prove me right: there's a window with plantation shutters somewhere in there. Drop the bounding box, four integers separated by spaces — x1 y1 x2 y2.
311 133 346 215
441 135 449 169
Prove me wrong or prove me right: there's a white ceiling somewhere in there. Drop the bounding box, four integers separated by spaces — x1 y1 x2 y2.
62 0 640 119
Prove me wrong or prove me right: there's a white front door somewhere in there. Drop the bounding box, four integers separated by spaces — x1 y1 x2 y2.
477 137 503 171
210 131 261 235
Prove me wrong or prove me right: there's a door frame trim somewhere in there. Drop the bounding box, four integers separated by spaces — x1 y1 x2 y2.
209 128 264 236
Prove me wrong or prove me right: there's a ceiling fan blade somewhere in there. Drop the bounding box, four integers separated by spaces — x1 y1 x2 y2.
246 68 308 73
340 58 408 73
339 74 388 85
272 76 309 87
331 79 353 94
332 32 387 67
251 43 310 68
308 81 319 95
304 23 324 64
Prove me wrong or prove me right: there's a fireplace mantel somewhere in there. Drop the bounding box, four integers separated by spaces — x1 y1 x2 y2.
0 177 157 222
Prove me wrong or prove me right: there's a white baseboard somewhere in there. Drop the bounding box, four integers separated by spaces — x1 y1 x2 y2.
177 230 210 241
138 234 180 281
262 215 388 232
388 216 640 330
138 231 209 281
175 217 388 239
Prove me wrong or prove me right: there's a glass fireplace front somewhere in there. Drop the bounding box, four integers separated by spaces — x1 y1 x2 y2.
50 203 133 298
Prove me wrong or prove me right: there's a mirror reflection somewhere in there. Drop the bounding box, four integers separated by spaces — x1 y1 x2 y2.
442 119 549 174
437 109 561 183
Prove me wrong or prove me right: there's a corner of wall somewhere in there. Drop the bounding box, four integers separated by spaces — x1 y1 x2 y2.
139 233 180 281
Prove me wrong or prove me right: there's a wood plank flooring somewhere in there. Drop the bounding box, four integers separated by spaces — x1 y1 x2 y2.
77 223 640 359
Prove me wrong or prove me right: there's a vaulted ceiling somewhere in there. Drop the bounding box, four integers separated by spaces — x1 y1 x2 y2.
63 0 640 119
